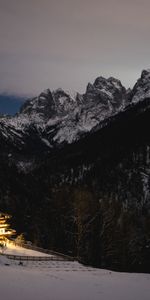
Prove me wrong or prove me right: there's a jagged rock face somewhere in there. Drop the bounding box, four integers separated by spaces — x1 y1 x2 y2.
130 69 150 103
20 89 79 119
20 89 55 119
86 76 127 110
0 75 128 156
1 69 150 272
1 70 149 160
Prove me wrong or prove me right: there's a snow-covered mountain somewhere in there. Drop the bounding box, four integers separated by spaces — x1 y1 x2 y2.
1 69 150 272
129 69 150 103
0 71 143 157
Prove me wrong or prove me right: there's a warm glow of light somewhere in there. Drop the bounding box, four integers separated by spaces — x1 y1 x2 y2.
0 212 16 243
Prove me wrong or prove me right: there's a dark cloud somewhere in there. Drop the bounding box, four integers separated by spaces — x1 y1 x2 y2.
0 0 150 95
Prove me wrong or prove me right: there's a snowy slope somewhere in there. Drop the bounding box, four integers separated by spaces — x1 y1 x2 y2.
0 254 150 300
4 242 52 257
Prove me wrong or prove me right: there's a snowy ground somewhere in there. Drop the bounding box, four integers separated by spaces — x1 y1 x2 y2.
4 242 52 257
0 246 150 300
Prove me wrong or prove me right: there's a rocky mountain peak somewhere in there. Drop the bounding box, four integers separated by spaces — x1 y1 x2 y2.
20 88 79 121
52 88 78 114
19 88 55 120
130 69 150 104
141 69 150 80
93 76 124 91
19 75 128 124
86 83 95 93
1 70 150 157
84 76 127 112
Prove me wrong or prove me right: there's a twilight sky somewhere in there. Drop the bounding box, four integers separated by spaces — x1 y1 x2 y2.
0 0 150 97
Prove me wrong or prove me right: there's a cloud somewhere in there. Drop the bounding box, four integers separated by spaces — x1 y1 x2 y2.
0 0 150 95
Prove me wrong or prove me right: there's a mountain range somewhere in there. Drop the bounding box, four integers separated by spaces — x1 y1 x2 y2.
0 69 150 272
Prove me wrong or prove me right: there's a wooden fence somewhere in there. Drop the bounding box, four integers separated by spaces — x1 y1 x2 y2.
6 239 75 261
0 253 67 261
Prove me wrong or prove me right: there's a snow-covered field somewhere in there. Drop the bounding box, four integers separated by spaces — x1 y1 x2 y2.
4 242 52 257
0 245 150 300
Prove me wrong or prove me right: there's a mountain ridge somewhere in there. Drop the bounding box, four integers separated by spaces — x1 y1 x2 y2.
0 70 148 165
1 69 150 272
